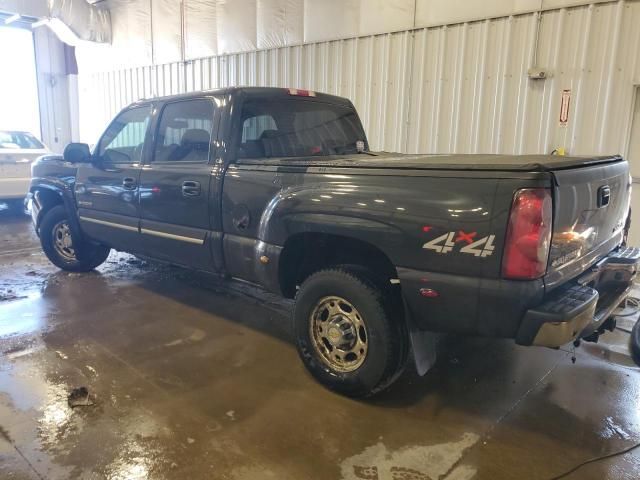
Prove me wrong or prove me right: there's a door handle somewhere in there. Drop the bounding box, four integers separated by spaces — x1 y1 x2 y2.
122 177 137 190
182 180 201 197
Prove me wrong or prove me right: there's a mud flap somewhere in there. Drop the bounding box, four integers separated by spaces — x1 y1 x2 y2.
403 298 440 376
409 329 440 376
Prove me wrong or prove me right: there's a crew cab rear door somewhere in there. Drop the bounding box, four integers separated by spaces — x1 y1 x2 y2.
137 97 222 270
76 105 151 251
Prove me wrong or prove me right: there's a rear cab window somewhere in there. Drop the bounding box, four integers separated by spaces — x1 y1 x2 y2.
237 98 367 159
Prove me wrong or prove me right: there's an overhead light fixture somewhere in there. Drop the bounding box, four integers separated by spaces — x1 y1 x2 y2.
4 13 21 25
31 18 50 29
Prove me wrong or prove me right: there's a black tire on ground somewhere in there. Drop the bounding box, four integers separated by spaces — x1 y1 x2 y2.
293 267 409 397
39 205 111 272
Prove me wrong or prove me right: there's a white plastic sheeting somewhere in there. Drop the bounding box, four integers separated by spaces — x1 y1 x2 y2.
87 0 622 67
0 0 48 17
93 0 150 67
304 0 416 41
414 0 614 27
49 0 111 43
257 0 303 49
217 0 257 54
151 0 182 65
79 1 640 161
415 0 542 27
185 0 217 60
88 0 424 65
0 0 111 43
303 0 359 43
359 0 414 36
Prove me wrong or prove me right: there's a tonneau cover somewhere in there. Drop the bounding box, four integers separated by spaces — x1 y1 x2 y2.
238 153 623 172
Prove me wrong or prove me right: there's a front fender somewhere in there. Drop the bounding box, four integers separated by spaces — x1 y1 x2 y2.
29 157 81 237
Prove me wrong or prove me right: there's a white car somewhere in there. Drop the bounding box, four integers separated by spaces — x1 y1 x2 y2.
0 130 50 211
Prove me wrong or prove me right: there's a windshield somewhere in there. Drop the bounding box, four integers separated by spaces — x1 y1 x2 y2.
0 131 45 149
238 99 367 159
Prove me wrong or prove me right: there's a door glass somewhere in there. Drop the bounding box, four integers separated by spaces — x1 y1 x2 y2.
154 99 215 163
98 106 151 164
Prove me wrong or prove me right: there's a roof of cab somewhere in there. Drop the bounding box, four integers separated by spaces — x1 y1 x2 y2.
130 86 352 107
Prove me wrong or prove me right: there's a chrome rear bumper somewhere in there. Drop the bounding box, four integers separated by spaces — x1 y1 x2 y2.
516 246 640 348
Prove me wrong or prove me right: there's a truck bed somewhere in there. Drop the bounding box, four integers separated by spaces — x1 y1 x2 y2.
238 153 623 172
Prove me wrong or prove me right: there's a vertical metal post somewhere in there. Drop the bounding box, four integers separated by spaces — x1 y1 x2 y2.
149 0 155 65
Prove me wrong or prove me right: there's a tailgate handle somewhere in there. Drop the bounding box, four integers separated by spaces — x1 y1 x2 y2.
597 185 610 208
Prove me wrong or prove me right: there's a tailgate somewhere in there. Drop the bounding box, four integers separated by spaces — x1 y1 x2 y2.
545 159 631 289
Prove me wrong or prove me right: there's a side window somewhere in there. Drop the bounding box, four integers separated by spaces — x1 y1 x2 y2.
154 99 215 163
98 106 151 164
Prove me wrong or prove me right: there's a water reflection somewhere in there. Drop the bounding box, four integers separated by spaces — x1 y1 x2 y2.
0 293 46 337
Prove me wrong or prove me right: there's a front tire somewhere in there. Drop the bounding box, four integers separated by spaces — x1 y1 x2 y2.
293 267 408 397
40 205 111 272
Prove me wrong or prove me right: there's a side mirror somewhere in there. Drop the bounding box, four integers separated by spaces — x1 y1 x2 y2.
63 143 91 163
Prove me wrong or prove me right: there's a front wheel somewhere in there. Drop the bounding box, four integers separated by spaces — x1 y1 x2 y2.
40 205 111 272
293 267 408 397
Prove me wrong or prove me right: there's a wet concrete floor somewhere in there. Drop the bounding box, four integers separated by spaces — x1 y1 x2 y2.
1 203 639 479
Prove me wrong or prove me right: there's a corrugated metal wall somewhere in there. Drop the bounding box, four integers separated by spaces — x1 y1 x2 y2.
79 0 640 161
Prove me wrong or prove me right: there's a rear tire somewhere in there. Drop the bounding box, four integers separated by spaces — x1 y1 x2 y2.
40 205 111 272
293 267 408 397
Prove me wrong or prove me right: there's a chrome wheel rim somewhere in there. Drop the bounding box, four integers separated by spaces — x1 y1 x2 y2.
52 221 76 261
309 296 368 373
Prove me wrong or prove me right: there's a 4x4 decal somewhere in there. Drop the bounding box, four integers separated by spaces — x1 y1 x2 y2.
422 230 496 257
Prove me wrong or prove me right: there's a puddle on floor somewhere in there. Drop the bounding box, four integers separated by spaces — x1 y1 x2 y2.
0 294 48 338
340 433 479 480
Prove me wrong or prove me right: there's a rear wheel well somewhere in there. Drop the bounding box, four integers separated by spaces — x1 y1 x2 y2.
278 233 399 299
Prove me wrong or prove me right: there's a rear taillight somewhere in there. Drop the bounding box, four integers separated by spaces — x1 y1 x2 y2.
502 188 552 280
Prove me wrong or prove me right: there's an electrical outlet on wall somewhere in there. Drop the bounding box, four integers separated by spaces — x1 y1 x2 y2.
527 67 548 80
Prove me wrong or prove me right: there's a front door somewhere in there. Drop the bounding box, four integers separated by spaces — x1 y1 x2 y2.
138 97 220 269
75 105 152 251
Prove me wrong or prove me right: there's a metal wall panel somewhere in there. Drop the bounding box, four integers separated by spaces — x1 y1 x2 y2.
34 28 74 153
79 0 640 161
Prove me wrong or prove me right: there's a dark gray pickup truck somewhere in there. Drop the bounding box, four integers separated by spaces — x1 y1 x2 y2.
29 87 639 397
